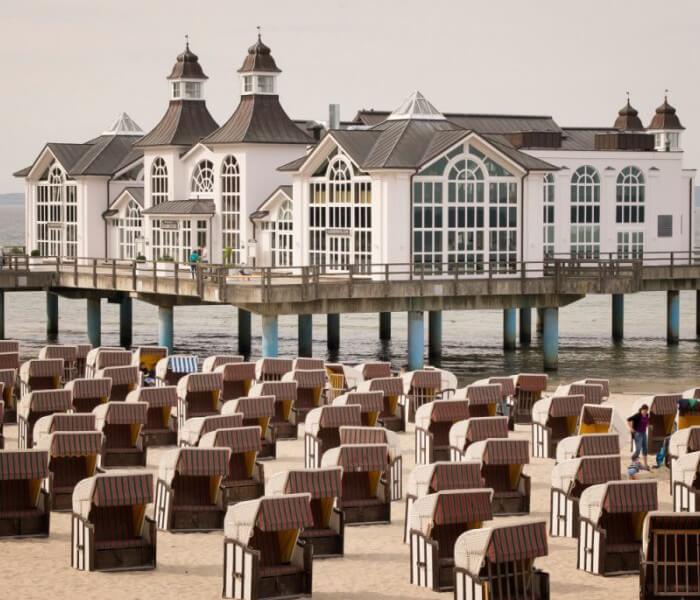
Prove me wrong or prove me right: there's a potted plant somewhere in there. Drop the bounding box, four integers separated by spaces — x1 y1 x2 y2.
223 246 233 265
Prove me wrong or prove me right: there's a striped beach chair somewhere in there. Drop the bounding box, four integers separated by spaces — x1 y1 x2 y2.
550 454 621 538
454 383 502 419
39 345 78 381
71 472 155 571
576 404 628 443
94 402 148 467
217 362 256 401
553 382 605 405
633 394 681 454
249 381 298 440
473 376 516 417
401 369 443 424
454 519 550 600
640 512 700 600
175 372 223 432
282 369 328 426
255 357 293 383
577 480 658 575
267 468 344 558
0 369 16 423
512 373 549 424
332 390 383 426
356 376 405 432
65 377 112 413
531 394 586 458
409 489 494 592
415 399 470 464
324 363 363 401
155 354 198 387
404 461 484 544
668 426 700 489
671 450 700 512
0 351 19 372
449 416 509 461
202 354 243 373
85 348 130 379
127 386 178 447
304 404 362 468
36 430 104 511
0 399 3 448
555 433 621 463
339 425 402 501
465 438 531 515
155 447 230 532
17 389 72 448
200 426 265 505
19 358 63 395
292 357 325 370
573 378 610 400
178 413 243 447
75 344 92 378
0 341 19 353
0 449 50 538
132 346 168 383
95 365 140 402
223 396 277 459
222 494 314 600
678 387 700 430
33 413 96 446
356 361 393 381
321 444 391 525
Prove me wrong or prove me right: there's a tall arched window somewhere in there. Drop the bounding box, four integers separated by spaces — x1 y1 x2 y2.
118 199 142 259
543 173 555 258
616 166 645 223
191 160 214 194
221 156 241 263
446 159 485 272
36 164 77 256
151 157 168 206
274 200 293 267
570 165 600 258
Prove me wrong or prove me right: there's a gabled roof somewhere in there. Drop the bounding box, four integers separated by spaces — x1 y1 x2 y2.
70 134 143 176
251 184 293 219
203 94 313 145
110 186 144 209
142 198 215 215
134 100 219 148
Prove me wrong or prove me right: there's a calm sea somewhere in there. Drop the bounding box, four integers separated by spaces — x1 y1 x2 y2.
2 201 699 391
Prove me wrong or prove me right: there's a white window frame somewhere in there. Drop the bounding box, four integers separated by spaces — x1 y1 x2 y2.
570 165 600 259
543 173 555 259
221 155 241 264
191 160 215 194
616 166 645 224
151 157 168 206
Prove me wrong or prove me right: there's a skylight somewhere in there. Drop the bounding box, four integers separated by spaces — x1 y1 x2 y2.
387 91 446 121
103 112 143 136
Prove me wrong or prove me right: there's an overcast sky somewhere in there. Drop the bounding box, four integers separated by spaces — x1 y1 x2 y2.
3 0 699 192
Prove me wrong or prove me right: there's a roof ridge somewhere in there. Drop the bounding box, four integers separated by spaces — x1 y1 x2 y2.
376 119 411 168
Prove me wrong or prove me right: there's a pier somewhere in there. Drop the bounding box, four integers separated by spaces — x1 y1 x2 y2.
1 252 699 370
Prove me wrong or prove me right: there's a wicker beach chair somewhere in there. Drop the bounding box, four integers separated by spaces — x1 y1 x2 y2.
85 348 130 379
222 396 277 460
19 358 63 395
0 351 20 373
33 413 97 444
0 369 16 423
472 376 515 412
127 386 178 447
573 378 610 400
17 388 72 448
553 382 605 405
95 365 140 402
0 449 50 538
671 450 700 512
454 383 502 419
155 354 198 387
555 433 621 463
131 346 168 383
415 399 471 464
668 426 700 489
175 371 223 432
332 390 383 426
0 341 19 354
178 413 243 447
65 377 112 413
217 362 257 401
75 344 92 378
292 358 325 370
304 405 362 468
94 401 147 467
39 344 78 381
324 363 363 401
576 404 628 447
531 394 586 458
449 416 509 461
355 361 393 381
401 369 444 424
282 369 328 426
202 354 243 373
249 381 298 440
255 358 293 383
356 376 405 432
512 373 548 424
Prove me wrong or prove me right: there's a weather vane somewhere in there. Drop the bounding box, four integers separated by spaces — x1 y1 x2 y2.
257 25 261 40
185 33 189 49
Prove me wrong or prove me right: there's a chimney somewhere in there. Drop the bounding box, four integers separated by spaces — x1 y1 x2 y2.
329 104 340 130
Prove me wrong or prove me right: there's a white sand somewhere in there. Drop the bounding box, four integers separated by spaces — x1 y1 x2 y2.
0 392 674 599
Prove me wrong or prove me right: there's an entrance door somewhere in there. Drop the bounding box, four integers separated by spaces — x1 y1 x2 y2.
48 226 62 256
328 235 350 272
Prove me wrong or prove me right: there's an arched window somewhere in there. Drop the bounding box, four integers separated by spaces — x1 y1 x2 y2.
274 200 293 267
616 166 645 223
151 157 168 206
36 164 77 257
570 165 600 258
118 199 142 259
543 173 555 258
191 159 214 194
221 156 241 263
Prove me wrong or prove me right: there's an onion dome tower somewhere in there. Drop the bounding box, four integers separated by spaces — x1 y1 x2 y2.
613 95 644 131
647 93 685 151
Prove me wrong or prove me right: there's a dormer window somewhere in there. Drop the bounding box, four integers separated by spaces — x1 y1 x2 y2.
171 80 202 100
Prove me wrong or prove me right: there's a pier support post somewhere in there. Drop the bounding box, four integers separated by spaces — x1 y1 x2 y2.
158 305 173 353
519 308 532 346
503 309 517 351
542 307 559 371
612 294 624 342
0 290 4 339
696 291 700 339
262 315 279 358
379 312 391 341
298 315 313 357
87 298 101 348
237 309 251 356
667 290 680 346
327 314 340 352
428 310 442 360
536 308 544 334
119 296 133 348
46 292 59 339
407 310 424 371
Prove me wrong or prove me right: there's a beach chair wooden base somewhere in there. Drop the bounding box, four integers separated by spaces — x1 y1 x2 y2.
171 507 225 532
0 490 50 538
270 420 297 441
341 500 390 526
454 567 550 600
550 489 579 538
108 385 131 403
492 492 529 517
258 438 277 460
299 509 344 559
578 518 641 576
51 488 75 512
101 449 147 469
221 480 265 506
0 435 3 450
672 482 698 512
140 429 177 448
378 415 403 433
290 406 312 426
2 408 16 424
73 399 103 413
410 531 459 591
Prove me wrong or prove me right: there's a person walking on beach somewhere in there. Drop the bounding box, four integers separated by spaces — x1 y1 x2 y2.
628 404 650 469
189 248 199 279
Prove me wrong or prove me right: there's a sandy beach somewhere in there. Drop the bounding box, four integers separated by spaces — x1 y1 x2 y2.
0 392 675 599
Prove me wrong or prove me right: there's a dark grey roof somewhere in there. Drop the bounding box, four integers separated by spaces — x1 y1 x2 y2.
111 186 144 209
13 165 32 177
167 42 208 81
142 198 215 215
254 184 293 214
46 143 93 171
204 95 313 145
277 154 308 172
481 135 559 171
114 147 144 173
328 130 382 166
559 128 617 151
238 35 281 74
648 96 684 130
135 100 218 148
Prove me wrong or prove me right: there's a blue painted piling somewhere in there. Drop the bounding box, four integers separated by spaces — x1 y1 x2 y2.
262 315 279 357
119 296 133 348
158 305 174 353
298 314 313 357
543 307 559 371
667 290 680 345
379 312 391 341
612 294 624 341
87 298 101 348
519 308 532 346
46 292 59 338
428 310 442 359
503 308 517 351
327 314 340 352
237 308 251 356
407 310 424 371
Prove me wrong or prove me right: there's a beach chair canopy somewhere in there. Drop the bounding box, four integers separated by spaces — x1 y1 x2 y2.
473 377 515 399
0 340 19 353
216 362 256 382
19 358 64 383
132 346 168 368
633 394 681 416
17 389 72 419
415 400 470 431
267 467 343 499
332 391 383 413
282 369 327 389
0 449 48 481
555 433 621 462
409 489 494 536
36 431 104 462
356 362 393 380
449 417 509 453
321 443 389 473
669 426 700 458
338 426 401 460
454 383 502 405
94 401 148 427
532 394 586 425
401 370 443 395
249 381 297 402
357 376 404 397
574 378 610 399
454 519 548 575
65 378 112 401
72 471 153 519
0 352 20 371
158 446 231 486
325 363 363 389
514 374 549 393
305 405 362 436
554 383 604 405
550 455 621 492
199 426 262 453
465 438 530 465
577 404 627 438
579 480 658 525
222 396 275 420
126 385 178 407
76 344 92 359
39 345 78 362
642 511 700 556
407 461 484 498
0 369 15 391
293 358 325 370
671 451 700 487
179 413 244 446
86 348 131 371
95 365 139 387
156 355 198 379
255 358 293 380
33 414 96 442
176 372 223 397
202 355 243 373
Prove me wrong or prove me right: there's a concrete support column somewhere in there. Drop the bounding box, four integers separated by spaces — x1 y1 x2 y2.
519 308 532 346
407 310 424 371
87 298 101 348
503 308 517 351
0 290 4 339
119 296 133 348
428 310 442 360
696 290 700 339
667 290 680 346
612 294 624 342
237 308 251 356
327 314 340 352
298 314 313 357
262 315 279 358
536 308 544 334
158 305 174 353
379 312 391 341
542 307 559 371
46 292 59 339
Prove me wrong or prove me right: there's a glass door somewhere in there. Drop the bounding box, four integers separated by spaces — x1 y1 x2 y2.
328 235 350 272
